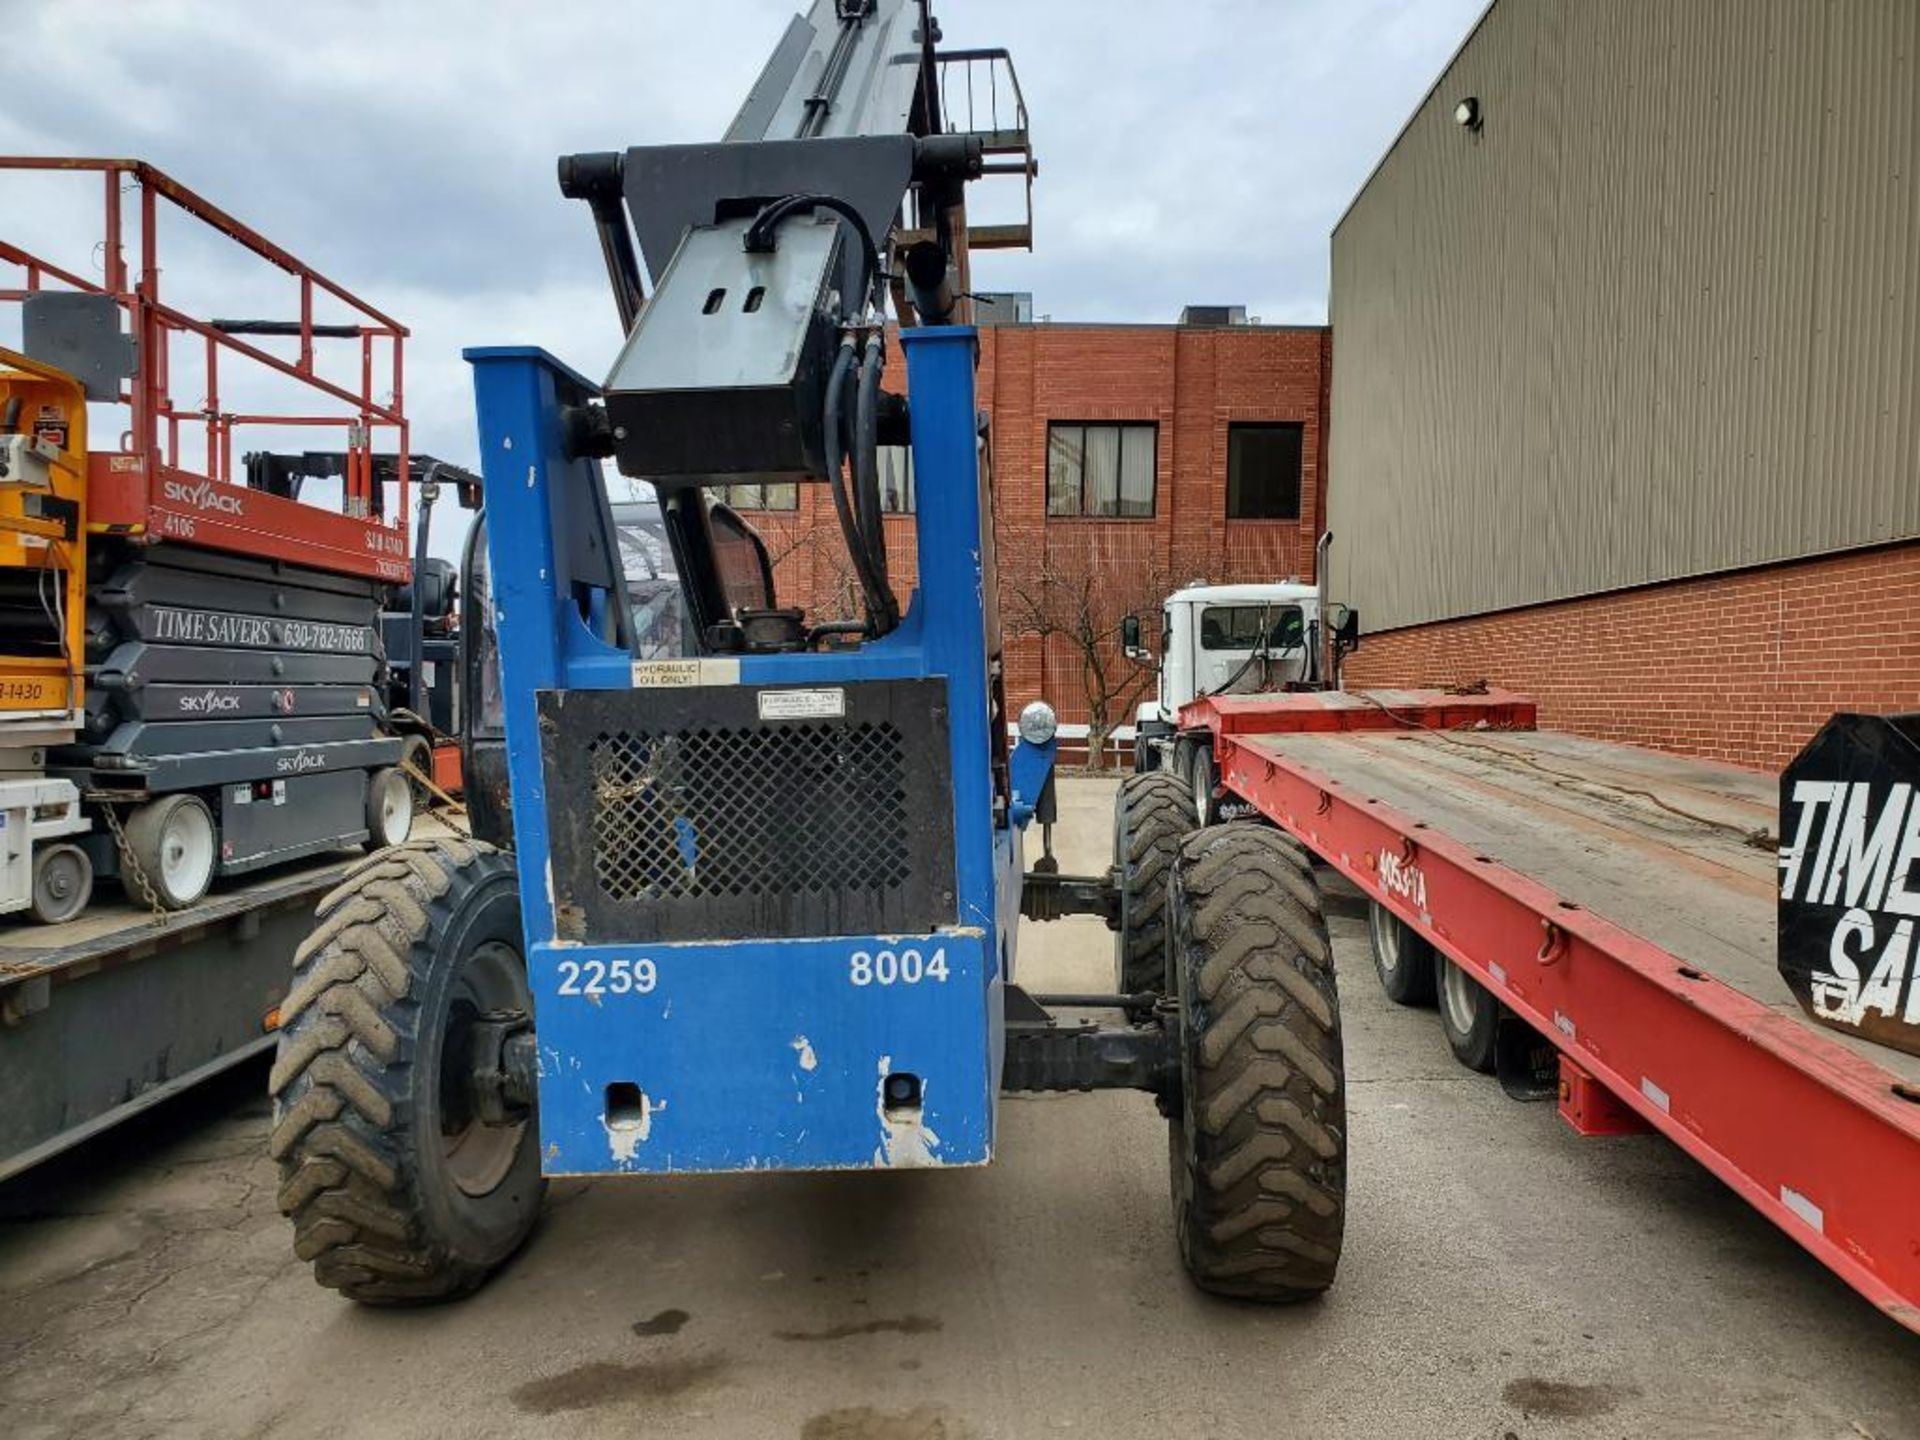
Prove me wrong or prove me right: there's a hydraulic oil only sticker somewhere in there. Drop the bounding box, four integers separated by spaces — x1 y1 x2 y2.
630 658 740 688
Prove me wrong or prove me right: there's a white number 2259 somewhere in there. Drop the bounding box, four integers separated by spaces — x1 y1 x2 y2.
556 957 657 997
848 946 949 987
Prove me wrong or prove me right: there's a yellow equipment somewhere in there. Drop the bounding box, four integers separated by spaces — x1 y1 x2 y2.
0 347 92 922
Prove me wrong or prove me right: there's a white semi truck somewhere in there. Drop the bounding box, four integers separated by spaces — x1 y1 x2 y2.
1123 579 1358 819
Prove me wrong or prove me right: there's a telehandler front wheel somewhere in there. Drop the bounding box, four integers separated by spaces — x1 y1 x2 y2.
1113 771 1196 1008
270 838 543 1303
1167 823 1346 1301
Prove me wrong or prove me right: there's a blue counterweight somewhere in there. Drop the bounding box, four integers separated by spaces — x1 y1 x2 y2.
465 327 1044 1176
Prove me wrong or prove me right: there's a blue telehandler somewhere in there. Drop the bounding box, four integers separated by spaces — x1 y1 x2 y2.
269 0 1345 1305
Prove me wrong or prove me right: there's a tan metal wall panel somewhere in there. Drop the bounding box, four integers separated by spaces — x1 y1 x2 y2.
1328 0 1920 631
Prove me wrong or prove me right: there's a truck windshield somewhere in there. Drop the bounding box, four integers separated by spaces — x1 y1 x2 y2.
1199 604 1304 651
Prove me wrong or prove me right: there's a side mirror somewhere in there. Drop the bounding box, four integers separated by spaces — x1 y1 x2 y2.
1335 606 1361 649
1121 613 1150 663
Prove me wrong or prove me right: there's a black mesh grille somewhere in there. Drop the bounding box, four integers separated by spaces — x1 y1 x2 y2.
541 680 953 941
588 721 911 902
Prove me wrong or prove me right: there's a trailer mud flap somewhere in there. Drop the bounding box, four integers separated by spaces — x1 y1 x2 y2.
1494 1014 1559 1101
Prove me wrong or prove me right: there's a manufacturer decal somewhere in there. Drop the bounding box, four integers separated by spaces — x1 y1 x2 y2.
177 688 243 714
758 687 845 721
160 477 246 516
276 749 329 775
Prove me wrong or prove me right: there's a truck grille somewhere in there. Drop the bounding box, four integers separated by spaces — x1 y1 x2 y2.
588 720 911 901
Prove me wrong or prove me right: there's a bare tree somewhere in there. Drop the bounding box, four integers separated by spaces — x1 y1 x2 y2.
1002 533 1174 769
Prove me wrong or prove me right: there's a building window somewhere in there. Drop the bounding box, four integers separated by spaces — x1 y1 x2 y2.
1225 423 1303 520
1047 422 1156 518
711 482 798 512
878 444 914 513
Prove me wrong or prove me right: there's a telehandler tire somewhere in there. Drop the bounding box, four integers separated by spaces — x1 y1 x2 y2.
1113 771 1196 1006
1366 898 1437 1006
270 837 543 1303
1167 823 1345 1301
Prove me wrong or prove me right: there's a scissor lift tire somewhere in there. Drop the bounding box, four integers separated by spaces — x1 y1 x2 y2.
1167 823 1346 1301
269 838 543 1303
1114 771 1197 1005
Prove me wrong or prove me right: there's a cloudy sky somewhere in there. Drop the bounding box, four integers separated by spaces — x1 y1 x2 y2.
2 0 1482 556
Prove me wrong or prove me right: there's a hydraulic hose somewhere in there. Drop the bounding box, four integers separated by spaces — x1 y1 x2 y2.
822 339 893 636
744 194 885 314
854 332 886 582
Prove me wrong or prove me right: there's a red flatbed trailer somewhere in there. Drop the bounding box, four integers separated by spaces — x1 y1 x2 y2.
1180 687 1920 1334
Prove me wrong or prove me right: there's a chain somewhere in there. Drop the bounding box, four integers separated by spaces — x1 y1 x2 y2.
401 756 470 837
100 801 170 920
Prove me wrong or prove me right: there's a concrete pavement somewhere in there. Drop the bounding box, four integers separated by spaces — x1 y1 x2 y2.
1 775 1915 1439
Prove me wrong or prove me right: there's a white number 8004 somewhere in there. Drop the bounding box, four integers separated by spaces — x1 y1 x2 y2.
848 947 949 987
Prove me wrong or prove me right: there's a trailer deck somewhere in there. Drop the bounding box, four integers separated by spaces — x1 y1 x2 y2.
0 818 457 1181
1185 688 1920 1333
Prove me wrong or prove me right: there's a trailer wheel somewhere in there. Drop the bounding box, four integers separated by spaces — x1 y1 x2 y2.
1167 823 1345 1301
29 842 92 924
365 766 415 849
1366 899 1437 1006
122 794 217 909
1114 771 1196 1006
1436 953 1499 1073
270 838 543 1303
1189 742 1219 826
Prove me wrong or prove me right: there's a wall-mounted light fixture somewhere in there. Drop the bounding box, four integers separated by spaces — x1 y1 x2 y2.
1454 96 1484 132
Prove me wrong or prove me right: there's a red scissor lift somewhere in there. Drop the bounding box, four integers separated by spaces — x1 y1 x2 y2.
1178 687 1920 1335
0 157 423 910
1 156 410 577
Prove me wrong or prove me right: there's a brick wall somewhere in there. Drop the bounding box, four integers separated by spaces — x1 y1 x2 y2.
1342 542 1920 773
740 322 1333 744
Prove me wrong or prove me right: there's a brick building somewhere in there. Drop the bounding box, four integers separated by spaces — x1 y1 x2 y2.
1328 0 1920 773
737 315 1333 754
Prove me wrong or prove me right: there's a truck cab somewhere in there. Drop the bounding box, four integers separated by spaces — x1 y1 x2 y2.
1128 581 1324 776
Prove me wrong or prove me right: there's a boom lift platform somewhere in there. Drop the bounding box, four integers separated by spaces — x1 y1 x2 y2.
1175 686 1920 1334
274 0 1344 1307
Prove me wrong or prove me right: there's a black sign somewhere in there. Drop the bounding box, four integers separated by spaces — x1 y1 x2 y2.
1778 712 1920 1057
